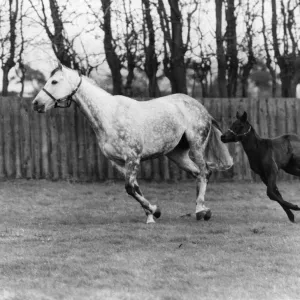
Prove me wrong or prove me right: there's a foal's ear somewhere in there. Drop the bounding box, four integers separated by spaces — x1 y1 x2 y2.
236 111 247 122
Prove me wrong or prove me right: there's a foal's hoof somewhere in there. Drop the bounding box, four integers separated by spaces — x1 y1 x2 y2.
196 210 212 221
153 207 161 219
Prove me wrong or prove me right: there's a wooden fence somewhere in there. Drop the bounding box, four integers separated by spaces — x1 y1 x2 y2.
0 96 299 182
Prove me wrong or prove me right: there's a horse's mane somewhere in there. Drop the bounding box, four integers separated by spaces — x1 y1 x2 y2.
50 64 108 94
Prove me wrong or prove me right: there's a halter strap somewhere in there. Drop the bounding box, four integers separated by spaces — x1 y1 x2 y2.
228 125 252 137
42 71 82 108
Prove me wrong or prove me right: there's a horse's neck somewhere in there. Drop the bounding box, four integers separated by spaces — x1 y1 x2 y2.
72 76 115 135
241 127 262 157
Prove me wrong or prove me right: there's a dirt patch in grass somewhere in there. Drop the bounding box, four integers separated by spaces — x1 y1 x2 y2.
1 180 300 300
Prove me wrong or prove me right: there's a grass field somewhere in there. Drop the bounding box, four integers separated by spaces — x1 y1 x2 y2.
1 179 300 300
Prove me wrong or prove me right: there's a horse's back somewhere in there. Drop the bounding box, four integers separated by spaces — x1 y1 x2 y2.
114 93 210 130
269 134 300 167
113 93 212 159
114 93 206 112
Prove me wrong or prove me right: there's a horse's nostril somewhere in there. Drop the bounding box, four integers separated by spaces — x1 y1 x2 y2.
33 102 45 112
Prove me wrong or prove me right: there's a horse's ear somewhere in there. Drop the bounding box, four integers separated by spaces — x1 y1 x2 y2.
236 111 247 122
240 111 248 122
236 111 242 119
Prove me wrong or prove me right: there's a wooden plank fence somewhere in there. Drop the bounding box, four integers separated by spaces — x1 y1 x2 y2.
0 96 299 182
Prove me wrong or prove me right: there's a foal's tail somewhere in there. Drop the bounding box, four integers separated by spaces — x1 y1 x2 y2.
204 119 233 171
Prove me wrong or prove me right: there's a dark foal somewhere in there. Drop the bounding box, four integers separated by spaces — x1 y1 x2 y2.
221 111 300 222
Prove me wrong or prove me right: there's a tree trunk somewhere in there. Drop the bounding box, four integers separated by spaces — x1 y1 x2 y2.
101 0 123 95
215 0 227 97
271 0 296 97
142 0 160 97
225 0 238 97
168 0 187 94
1 66 11 96
157 0 187 94
124 53 135 96
1 0 18 96
262 0 276 97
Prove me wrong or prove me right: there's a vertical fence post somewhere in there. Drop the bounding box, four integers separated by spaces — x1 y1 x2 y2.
12 98 22 179
276 99 287 180
286 98 296 180
59 110 69 180
20 98 33 179
0 98 4 179
49 111 59 180
3 99 13 177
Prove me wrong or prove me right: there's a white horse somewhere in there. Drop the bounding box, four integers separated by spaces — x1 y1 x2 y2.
32 64 233 224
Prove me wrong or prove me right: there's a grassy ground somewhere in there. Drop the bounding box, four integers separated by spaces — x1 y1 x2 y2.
1 179 300 300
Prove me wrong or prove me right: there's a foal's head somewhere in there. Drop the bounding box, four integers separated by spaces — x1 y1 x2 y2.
32 63 81 113
221 111 252 143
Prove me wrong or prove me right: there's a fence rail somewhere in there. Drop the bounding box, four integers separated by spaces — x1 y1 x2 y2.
0 96 298 182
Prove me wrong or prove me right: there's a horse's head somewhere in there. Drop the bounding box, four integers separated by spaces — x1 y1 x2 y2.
221 111 252 143
32 63 81 113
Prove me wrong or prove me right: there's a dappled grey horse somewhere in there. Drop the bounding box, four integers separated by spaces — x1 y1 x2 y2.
32 63 233 224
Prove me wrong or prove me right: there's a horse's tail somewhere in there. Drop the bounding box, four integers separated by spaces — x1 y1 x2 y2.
204 118 233 171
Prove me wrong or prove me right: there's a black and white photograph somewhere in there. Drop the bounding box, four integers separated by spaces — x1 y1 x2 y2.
0 0 300 299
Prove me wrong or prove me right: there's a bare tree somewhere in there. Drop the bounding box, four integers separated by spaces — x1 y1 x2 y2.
1 0 19 96
156 0 198 94
100 0 123 95
28 0 88 73
141 0 160 97
239 0 258 97
121 0 140 96
224 0 238 97
271 0 300 97
16 0 26 96
261 0 276 97
215 0 227 97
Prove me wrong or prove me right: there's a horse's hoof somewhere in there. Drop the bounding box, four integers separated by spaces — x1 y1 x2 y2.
153 207 161 219
146 214 156 224
196 210 212 221
196 211 205 221
204 210 212 221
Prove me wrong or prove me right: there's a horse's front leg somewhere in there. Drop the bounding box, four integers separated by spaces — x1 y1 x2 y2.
124 158 161 224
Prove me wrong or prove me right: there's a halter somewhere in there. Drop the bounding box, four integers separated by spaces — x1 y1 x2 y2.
42 71 82 108
228 124 252 137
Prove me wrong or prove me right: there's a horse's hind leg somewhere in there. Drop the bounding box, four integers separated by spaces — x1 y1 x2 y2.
124 158 161 224
190 148 212 221
167 147 211 220
167 148 200 177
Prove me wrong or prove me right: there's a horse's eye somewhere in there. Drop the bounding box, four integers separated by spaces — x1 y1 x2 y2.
51 80 58 85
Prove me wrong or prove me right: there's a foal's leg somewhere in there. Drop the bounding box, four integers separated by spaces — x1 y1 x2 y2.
260 174 294 222
262 162 300 222
124 158 161 224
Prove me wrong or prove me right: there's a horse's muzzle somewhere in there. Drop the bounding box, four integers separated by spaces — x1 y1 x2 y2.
32 100 45 113
220 134 231 143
